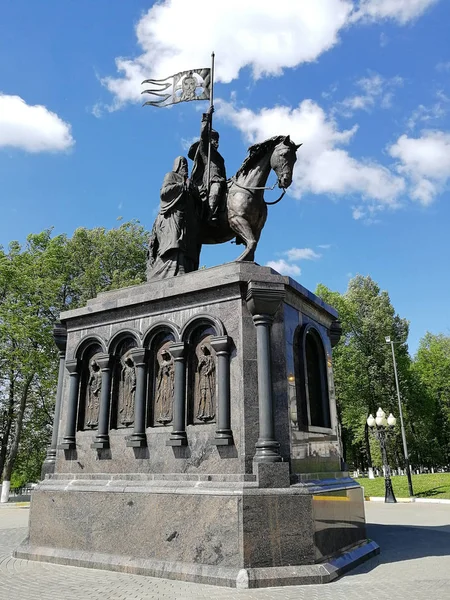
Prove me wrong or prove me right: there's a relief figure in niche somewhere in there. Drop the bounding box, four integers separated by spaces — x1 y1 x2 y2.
86 359 102 428
119 355 136 427
155 350 174 424
196 344 215 422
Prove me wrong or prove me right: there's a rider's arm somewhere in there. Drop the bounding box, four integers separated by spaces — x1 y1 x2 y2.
199 113 210 160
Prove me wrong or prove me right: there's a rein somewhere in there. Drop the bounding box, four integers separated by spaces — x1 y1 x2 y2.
229 177 286 205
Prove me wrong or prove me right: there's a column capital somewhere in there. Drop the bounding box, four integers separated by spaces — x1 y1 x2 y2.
168 342 186 361
329 319 342 348
252 314 274 327
65 359 81 375
52 321 67 354
128 347 148 366
95 353 113 371
210 335 230 355
246 281 285 318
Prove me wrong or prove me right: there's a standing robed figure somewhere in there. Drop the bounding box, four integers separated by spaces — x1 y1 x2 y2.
147 156 203 280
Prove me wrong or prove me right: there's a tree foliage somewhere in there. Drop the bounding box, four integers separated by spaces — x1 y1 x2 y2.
317 275 411 469
0 222 148 488
412 333 450 465
317 276 450 471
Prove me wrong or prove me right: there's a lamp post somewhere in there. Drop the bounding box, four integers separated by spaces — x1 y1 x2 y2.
385 336 414 497
367 408 397 503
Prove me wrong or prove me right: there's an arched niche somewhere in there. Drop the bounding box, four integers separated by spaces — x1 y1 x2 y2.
294 324 331 431
180 314 225 343
108 329 141 355
145 325 178 427
76 340 104 431
110 335 139 429
186 323 218 425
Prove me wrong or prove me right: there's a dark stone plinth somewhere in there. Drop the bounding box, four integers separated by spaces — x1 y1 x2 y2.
126 435 147 448
15 539 379 588
90 440 110 449
15 476 376 588
58 441 76 450
213 437 234 446
19 263 376 588
253 461 290 488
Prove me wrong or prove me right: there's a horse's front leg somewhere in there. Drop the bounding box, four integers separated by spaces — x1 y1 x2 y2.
228 214 257 262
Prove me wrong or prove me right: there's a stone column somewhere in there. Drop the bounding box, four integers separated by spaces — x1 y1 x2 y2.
126 348 148 448
42 323 67 476
91 354 113 449
59 358 81 450
166 342 187 446
246 282 285 463
210 336 233 446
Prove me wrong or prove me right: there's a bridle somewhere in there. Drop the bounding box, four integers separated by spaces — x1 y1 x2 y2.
228 177 287 205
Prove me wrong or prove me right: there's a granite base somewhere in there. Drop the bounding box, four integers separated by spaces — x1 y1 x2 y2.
14 540 379 588
14 476 378 588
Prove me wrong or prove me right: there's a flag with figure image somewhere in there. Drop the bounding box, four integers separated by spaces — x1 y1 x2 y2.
141 68 211 108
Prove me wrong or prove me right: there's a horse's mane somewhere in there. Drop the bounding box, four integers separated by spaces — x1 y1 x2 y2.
234 135 286 179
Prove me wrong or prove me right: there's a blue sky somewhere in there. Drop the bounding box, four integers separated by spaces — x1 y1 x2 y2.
0 0 449 354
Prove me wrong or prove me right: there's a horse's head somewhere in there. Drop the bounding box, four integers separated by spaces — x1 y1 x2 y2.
270 135 301 189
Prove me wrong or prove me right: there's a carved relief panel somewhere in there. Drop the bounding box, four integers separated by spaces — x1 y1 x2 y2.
188 328 217 424
111 338 137 429
152 340 174 426
79 344 103 431
118 352 136 427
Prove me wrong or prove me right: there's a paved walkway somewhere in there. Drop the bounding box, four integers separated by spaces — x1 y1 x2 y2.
1 502 450 599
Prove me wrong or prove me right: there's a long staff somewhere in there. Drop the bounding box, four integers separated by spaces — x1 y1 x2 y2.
205 51 215 195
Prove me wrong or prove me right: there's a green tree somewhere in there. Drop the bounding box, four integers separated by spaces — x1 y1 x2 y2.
316 275 410 471
0 222 148 500
413 333 450 466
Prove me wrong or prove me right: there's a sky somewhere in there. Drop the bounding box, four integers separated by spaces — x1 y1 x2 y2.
0 0 449 355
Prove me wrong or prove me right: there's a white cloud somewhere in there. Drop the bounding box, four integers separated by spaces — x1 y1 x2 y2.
352 206 365 220
102 0 353 107
379 32 389 47
436 62 450 72
0 94 74 153
352 0 440 24
389 130 450 204
318 244 332 249
351 204 383 223
268 247 322 276
91 103 104 119
285 247 321 261
101 0 439 109
218 98 405 211
99 1 441 110
407 97 448 130
335 72 403 116
266 259 301 276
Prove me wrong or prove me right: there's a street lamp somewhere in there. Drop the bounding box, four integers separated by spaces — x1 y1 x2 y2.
385 336 414 497
367 408 397 503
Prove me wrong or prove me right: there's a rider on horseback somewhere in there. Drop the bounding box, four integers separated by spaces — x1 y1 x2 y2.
188 106 226 224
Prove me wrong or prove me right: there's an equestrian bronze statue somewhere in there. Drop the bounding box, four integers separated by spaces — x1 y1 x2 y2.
147 109 300 280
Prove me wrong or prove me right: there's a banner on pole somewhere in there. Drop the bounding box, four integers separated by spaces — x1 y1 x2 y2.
142 68 211 108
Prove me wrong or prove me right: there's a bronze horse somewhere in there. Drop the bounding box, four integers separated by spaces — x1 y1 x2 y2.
200 135 300 262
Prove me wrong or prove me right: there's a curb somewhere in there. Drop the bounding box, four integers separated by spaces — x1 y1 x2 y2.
365 496 450 504
0 502 30 508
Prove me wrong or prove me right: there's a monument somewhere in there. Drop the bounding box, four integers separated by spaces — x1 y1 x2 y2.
16 57 379 588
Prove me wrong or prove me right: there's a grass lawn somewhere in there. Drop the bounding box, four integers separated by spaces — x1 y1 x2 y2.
355 472 450 499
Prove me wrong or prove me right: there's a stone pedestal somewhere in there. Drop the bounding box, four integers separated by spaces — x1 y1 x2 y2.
16 262 378 588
